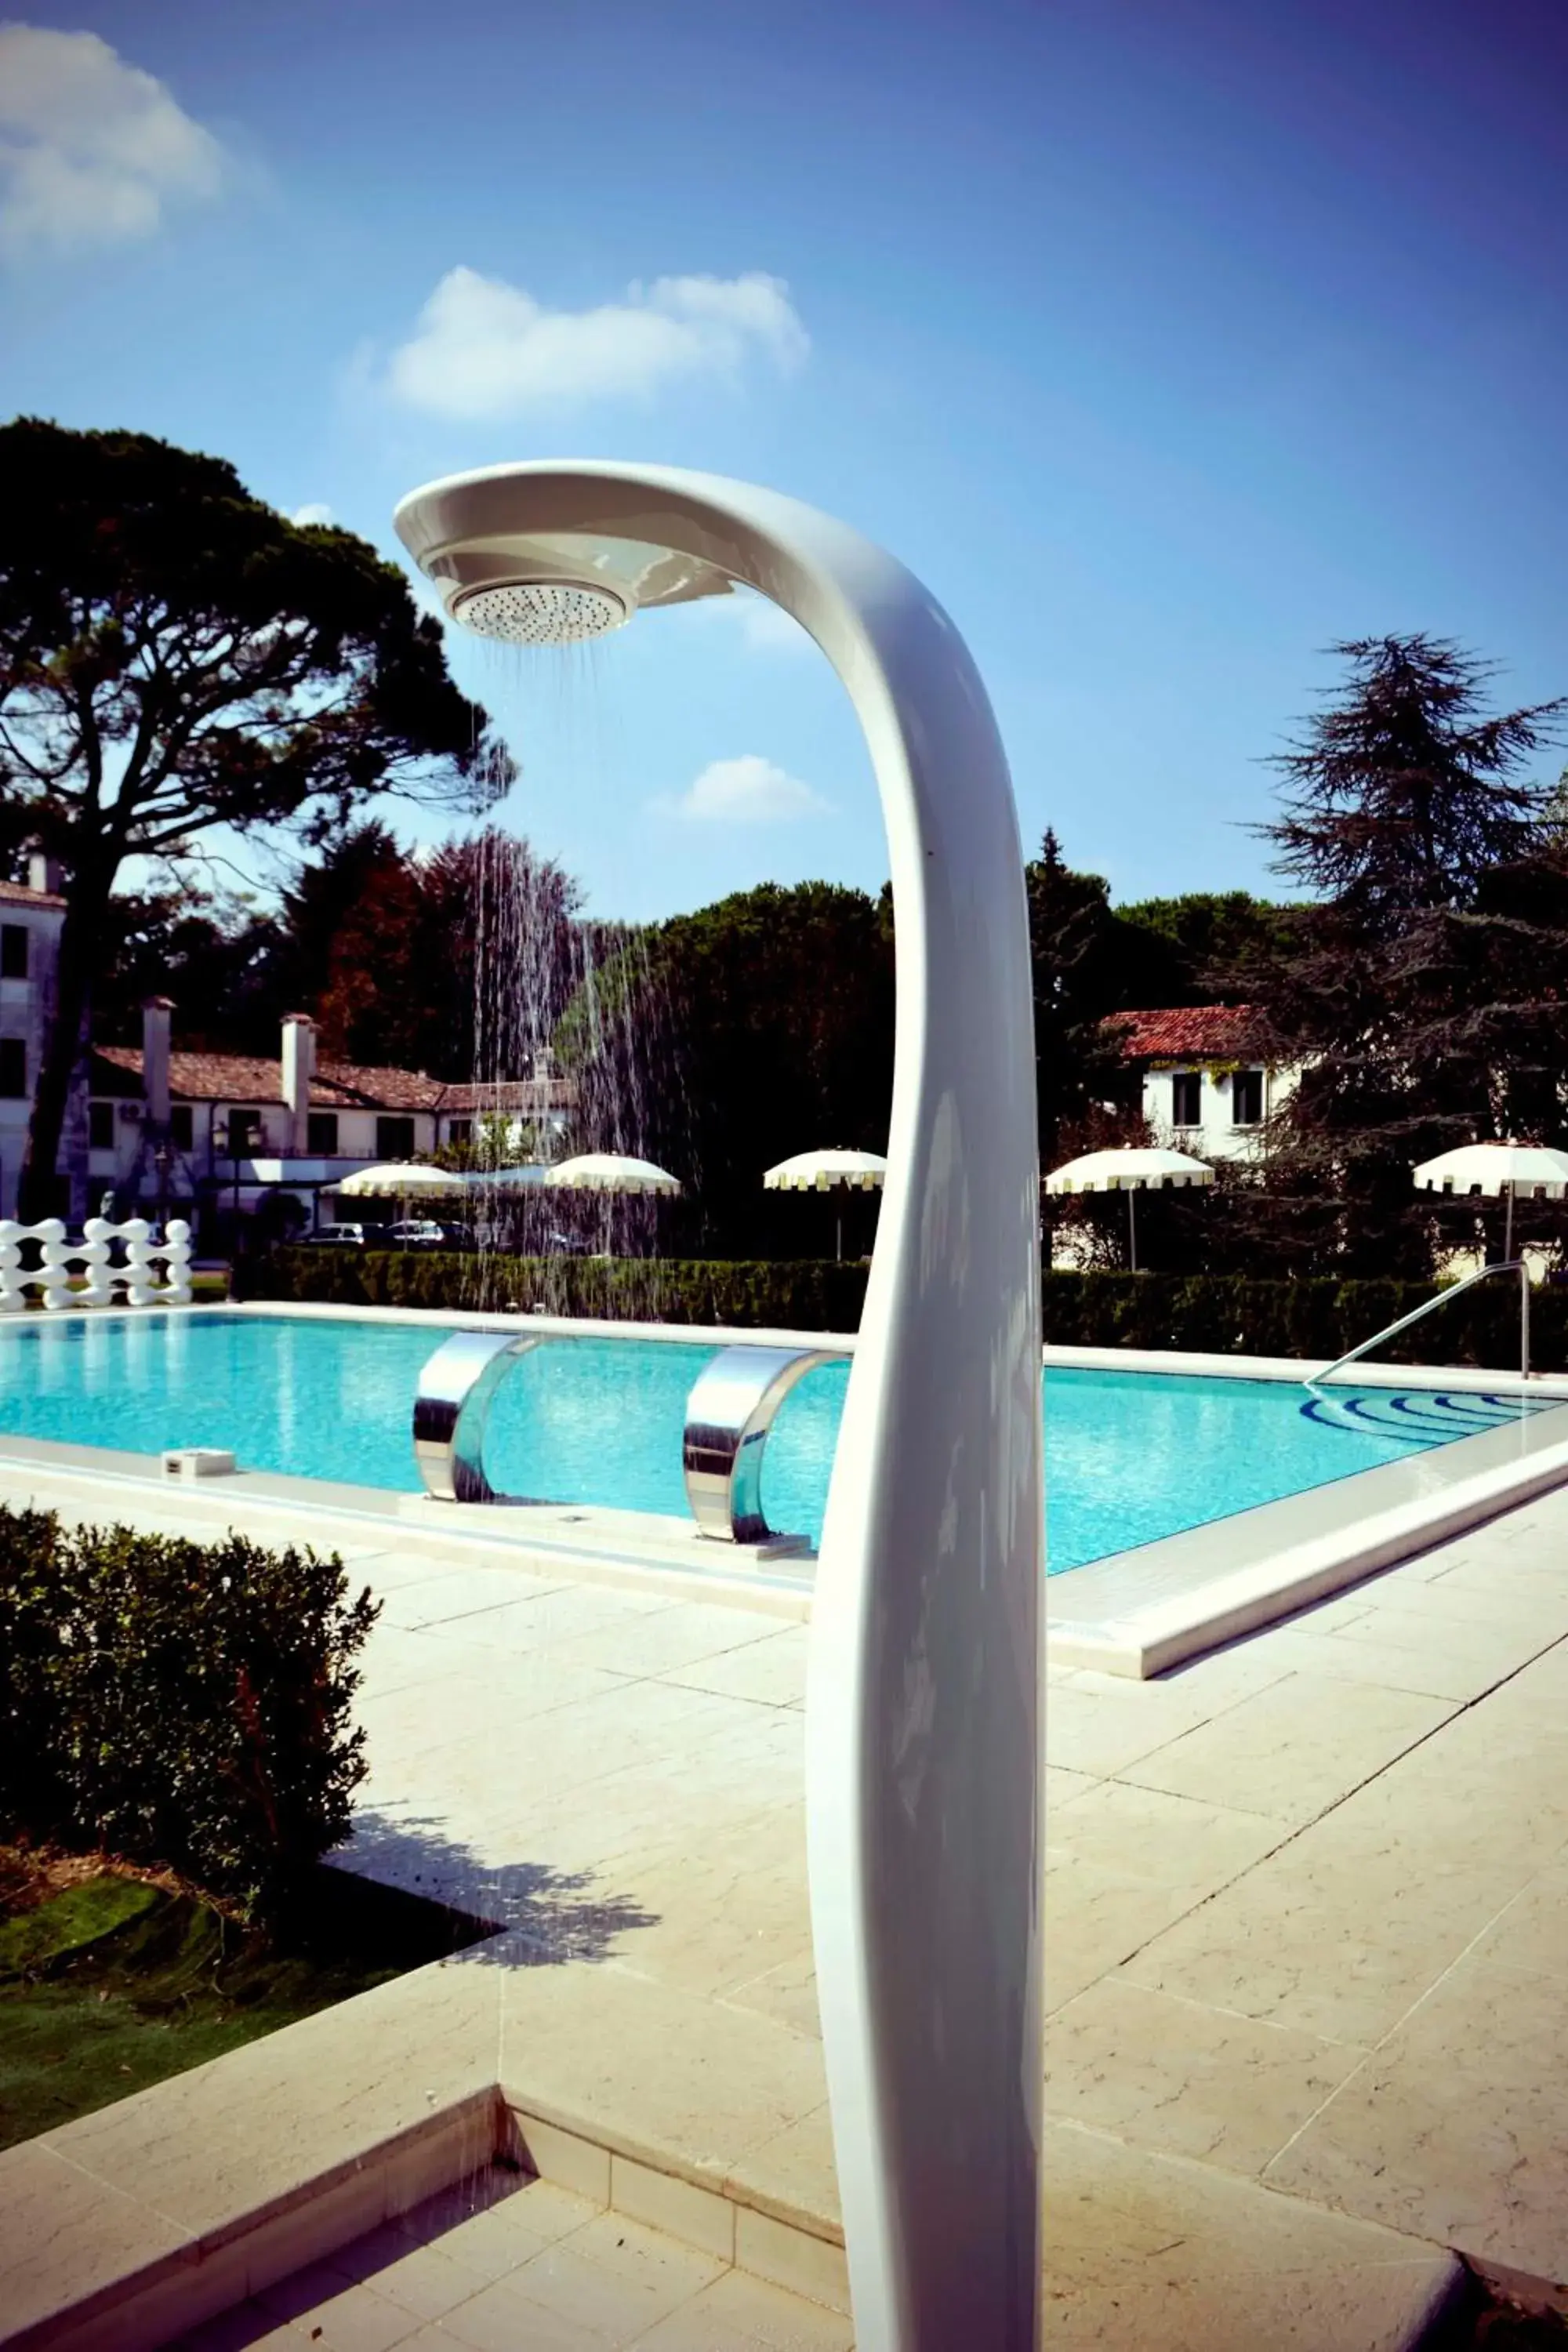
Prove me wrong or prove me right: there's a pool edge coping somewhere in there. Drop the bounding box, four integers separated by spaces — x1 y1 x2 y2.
1049 1419 1568 1675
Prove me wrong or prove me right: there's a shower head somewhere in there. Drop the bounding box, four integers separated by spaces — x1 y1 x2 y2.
394 464 743 648
451 579 629 646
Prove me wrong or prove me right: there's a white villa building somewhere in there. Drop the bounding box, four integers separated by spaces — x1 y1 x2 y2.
87 1009 575 1235
0 855 70 1220
0 856 573 1233
1111 1004 1300 1163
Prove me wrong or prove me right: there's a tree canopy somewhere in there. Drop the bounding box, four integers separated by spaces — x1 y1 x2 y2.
1113 891 1297 1007
557 880 895 1253
0 417 510 1213
307 825 580 1080
1242 636 1568 1272
1024 830 1124 1163
89 885 285 1054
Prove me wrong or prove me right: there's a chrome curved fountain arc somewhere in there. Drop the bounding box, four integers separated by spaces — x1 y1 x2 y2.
681 1341 848 1543
394 463 1044 2351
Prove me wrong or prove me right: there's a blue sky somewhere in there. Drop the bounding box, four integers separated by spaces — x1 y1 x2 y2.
4 0 1566 922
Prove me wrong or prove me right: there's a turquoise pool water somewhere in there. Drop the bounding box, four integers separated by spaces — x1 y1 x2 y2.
0 1312 1548 1574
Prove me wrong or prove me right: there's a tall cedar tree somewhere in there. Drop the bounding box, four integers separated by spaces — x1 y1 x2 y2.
0 419 510 1216
1243 636 1568 1274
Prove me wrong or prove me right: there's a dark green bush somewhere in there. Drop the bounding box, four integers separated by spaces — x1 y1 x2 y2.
239 1248 873 1331
240 1248 1564 1371
1036 1271 1562 1369
0 1508 379 1918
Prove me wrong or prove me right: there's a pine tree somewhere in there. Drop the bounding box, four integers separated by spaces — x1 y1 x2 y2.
0 420 510 1215
1243 636 1568 1273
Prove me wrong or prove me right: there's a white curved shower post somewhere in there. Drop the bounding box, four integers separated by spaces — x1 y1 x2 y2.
394 463 1044 2350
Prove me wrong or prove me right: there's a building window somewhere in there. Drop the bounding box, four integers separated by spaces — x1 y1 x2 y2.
1231 1068 1264 1126
226 1109 260 1152
376 1115 416 1159
307 1111 339 1155
0 1038 24 1098
0 926 27 981
170 1105 194 1149
89 1101 114 1150
1171 1071 1201 1127
447 1119 472 1147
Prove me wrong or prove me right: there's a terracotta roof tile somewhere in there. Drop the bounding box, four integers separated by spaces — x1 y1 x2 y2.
1107 1004 1265 1059
88 1047 578 1113
91 1046 442 1109
315 1061 445 1112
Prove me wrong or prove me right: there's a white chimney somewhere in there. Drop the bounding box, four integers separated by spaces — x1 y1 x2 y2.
27 847 63 895
281 1014 315 1154
142 998 173 1132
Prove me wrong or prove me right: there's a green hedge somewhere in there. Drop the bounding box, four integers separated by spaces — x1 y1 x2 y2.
1036 1271 1558 1367
239 1248 1562 1370
238 1248 873 1331
0 1508 379 1918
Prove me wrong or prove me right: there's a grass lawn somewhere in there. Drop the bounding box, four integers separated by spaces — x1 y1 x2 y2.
0 1847 491 2151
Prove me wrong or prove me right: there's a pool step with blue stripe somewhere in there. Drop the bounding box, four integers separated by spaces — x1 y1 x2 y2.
1300 1387 1559 1445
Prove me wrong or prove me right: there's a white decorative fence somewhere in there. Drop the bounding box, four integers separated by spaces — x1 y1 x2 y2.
0 1218 194 1312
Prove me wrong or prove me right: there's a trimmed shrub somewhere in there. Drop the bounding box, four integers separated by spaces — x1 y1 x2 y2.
238 1248 873 1332
240 1248 1565 1372
1035 1271 1563 1369
0 1508 379 1918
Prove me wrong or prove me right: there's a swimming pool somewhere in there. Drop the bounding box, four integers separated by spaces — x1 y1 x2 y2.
2 1309 1554 1574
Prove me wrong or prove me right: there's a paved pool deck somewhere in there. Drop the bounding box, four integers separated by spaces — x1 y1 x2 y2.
5 1451 1568 2347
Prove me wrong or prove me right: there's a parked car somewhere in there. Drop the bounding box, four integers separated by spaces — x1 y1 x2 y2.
306 1221 371 1247
383 1219 448 1249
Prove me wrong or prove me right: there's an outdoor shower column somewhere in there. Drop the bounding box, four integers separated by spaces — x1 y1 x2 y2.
394 463 1044 2350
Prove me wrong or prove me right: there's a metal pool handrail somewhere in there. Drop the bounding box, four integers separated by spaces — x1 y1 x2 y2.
1305 1258 1531 1390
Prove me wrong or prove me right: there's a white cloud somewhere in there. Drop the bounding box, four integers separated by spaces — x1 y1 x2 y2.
385 265 808 419
290 502 334 527
0 24 223 256
659 755 830 826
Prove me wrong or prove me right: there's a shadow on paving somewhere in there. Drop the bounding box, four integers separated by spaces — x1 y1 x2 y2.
338 1811 659 1965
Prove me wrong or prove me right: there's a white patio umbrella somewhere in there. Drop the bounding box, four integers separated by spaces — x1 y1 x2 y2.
764 1147 887 1261
1044 1145 1214 1273
543 1152 681 1196
336 1162 466 1200
1413 1142 1568 1264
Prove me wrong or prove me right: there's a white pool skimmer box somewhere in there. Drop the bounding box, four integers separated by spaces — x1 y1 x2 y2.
162 1448 237 1479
